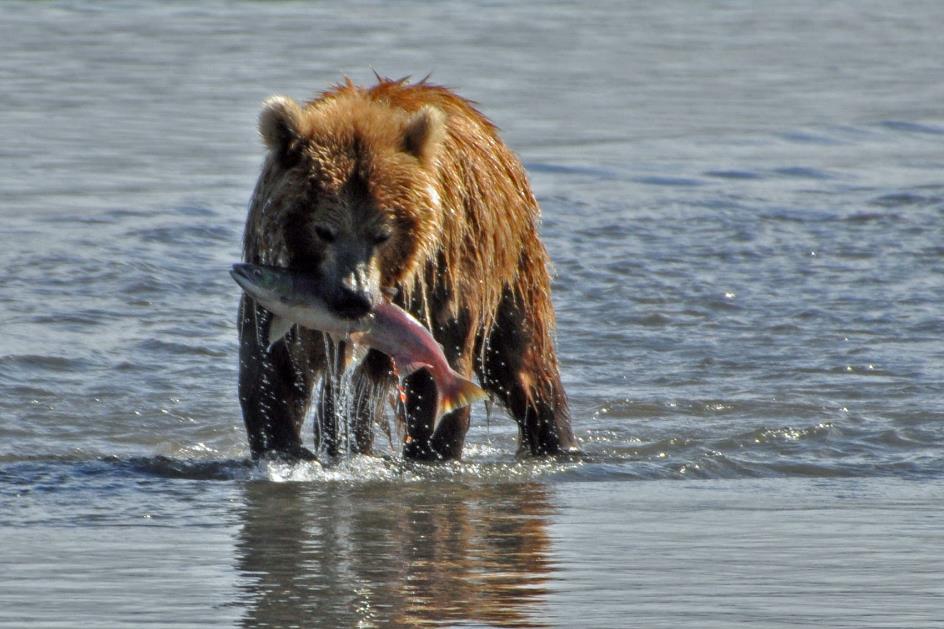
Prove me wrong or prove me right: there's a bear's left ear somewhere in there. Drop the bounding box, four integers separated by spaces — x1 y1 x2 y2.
402 106 445 166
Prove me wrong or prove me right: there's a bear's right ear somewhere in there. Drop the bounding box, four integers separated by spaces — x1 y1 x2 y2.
402 106 445 167
259 96 306 161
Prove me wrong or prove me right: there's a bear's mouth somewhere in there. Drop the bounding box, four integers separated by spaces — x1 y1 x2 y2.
328 287 376 320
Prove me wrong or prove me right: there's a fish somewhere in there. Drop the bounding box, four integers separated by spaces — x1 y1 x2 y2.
230 263 487 428
231 263 370 346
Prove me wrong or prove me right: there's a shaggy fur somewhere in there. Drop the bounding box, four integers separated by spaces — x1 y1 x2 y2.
238 77 577 460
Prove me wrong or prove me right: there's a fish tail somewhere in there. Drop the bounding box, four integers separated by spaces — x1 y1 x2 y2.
438 373 488 419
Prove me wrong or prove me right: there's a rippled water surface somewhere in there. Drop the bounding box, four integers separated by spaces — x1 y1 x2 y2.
2 2 943 627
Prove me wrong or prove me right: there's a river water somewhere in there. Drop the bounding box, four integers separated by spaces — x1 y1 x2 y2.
1 1 943 627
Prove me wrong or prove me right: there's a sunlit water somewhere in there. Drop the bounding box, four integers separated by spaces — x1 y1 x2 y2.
2 2 943 627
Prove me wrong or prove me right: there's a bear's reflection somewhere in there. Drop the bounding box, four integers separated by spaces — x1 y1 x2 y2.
234 478 556 627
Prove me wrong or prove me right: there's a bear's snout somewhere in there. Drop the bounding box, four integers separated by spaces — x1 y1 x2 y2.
332 285 373 320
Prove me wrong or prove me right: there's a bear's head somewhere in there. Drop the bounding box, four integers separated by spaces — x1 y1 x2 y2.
256 91 445 319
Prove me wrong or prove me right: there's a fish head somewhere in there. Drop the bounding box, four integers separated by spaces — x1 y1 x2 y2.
230 263 299 307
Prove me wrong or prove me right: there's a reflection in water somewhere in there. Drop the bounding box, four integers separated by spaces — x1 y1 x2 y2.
234 480 556 627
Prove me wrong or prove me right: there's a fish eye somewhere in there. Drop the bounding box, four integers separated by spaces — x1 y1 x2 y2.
314 225 336 243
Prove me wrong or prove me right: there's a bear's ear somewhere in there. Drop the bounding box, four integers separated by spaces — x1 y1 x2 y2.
402 106 445 166
259 95 306 160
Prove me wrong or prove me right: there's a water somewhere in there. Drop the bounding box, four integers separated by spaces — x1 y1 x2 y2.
2 1 943 626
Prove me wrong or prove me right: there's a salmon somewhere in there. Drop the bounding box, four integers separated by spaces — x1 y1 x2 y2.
231 263 487 427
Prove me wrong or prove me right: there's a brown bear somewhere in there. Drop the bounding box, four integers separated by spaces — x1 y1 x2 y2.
237 77 577 461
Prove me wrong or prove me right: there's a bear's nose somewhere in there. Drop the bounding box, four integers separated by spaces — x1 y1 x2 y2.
333 287 372 320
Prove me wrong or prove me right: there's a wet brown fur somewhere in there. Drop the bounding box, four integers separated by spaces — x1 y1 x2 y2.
238 77 577 460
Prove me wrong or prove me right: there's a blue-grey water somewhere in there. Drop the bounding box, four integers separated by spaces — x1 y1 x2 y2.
2 2 943 627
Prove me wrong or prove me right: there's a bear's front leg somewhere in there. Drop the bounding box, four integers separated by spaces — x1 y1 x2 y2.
237 295 319 460
400 368 471 461
314 341 381 457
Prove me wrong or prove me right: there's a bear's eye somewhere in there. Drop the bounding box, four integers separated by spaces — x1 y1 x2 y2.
314 225 336 243
372 226 393 245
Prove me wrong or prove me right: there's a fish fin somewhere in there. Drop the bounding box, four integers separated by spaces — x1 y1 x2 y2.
265 314 294 349
434 373 488 432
